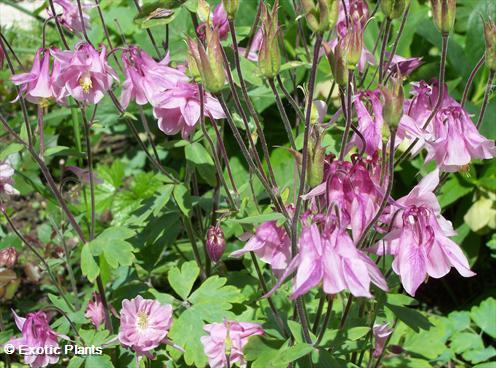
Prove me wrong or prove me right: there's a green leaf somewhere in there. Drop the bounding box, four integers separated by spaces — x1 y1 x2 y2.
471 297 496 338
152 184 174 217
229 212 286 225
244 337 314 368
450 332 484 354
173 184 192 216
134 0 184 28
464 197 496 232
438 176 473 208
385 303 433 332
67 356 84 368
85 355 114 368
463 346 496 364
44 146 85 158
89 227 136 269
0 143 23 161
168 276 245 367
185 142 214 166
168 261 200 300
347 327 370 341
81 244 100 282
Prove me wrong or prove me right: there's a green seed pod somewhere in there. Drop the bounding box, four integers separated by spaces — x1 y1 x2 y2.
381 76 404 129
431 0 456 35
223 0 239 20
381 0 407 20
484 18 496 71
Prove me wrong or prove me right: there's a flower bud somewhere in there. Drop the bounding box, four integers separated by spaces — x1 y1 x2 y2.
323 42 348 86
258 1 281 78
197 0 211 23
380 0 407 20
430 0 456 35
484 18 496 71
0 247 17 268
307 132 325 187
206 225 225 263
186 38 202 81
223 0 239 20
341 18 363 70
302 0 340 33
381 76 404 129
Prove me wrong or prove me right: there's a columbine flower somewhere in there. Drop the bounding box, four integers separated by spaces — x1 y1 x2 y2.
8 310 67 368
386 53 423 76
47 0 91 34
85 292 105 329
11 48 54 106
373 323 393 357
280 220 388 299
118 296 173 358
201 321 263 368
120 46 188 109
0 161 19 196
153 81 225 138
231 220 291 278
206 225 226 263
197 4 230 41
52 42 117 105
373 169 475 296
239 29 263 62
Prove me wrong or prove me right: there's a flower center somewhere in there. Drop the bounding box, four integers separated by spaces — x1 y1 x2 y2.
79 74 93 93
39 98 51 108
137 312 148 330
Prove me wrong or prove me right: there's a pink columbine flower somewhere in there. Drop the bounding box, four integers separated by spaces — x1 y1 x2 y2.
52 42 117 105
197 4 230 42
118 296 173 358
153 81 225 138
47 0 91 34
240 29 263 62
373 323 393 357
120 46 189 109
8 310 67 368
373 169 475 296
278 220 388 299
230 220 291 278
201 320 263 368
0 161 19 196
386 53 423 76
85 292 105 329
11 48 54 105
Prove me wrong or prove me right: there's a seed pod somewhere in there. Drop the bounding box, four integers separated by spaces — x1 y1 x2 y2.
381 76 404 129
301 0 340 33
430 0 456 35
307 131 325 187
206 225 226 263
223 0 239 20
341 17 364 70
323 42 348 86
380 0 407 20
258 1 281 78
484 18 496 71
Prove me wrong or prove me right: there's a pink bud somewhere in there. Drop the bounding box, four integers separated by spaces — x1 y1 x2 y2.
0 247 17 268
206 225 225 263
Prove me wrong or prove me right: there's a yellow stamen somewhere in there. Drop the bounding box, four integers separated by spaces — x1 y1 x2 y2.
137 312 148 330
79 74 93 93
39 98 51 108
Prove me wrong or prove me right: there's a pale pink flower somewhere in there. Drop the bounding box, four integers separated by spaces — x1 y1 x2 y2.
201 320 263 368
0 161 19 196
373 323 393 357
239 29 263 62
11 49 54 105
153 82 225 138
7 310 67 368
85 292 105 329
372 169 475 296
120 46 188 109
52 42 117 105
118 296 173 358
230 220 291 278
47 0 91 34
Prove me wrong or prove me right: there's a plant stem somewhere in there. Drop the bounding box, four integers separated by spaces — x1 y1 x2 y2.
276 75 305 123
268 78 297 150
47 0 70 49
314 295 333 347
131 0 162 57
383 3 411 83
182 215 206 280
80 109 96 241
476 70 495 129
312 293 326 334
76 0 92 45
338 70 354 161
378 18 392 83
93 0 124 73
372 319 398 368
461 55 485 108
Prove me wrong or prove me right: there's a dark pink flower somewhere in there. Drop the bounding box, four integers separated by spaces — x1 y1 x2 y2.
201 320 263 368
11 49 54 105
197 4 230 42
206 225 226 263
118 296 173 358
8 310 67 368
153 82 225 138
373 323 393 357
47 0 91 34
0 161 19 196
231 220 291 278
120 46 188 109
372 169 475 296
85 292 105 329
52 42 117 105
386 53 423 76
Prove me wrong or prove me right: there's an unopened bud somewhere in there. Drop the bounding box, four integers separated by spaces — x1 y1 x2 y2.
197 0 211 23
381 0 407 20
258 1 281 78
323 42 348 86
484 18 496 71
430 0 456 35
302 0 339 33
341 19 363 69
307 132 325 187
206 225 225 263
381 76 404 129
0 247 17 268
223 0 239 20
186 38 202 81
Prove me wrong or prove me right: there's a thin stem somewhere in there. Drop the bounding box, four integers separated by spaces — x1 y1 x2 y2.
378 18 392 83
81 109 96 241
47 0 70 50
132 0 162 57
0 33 23 68
383 3 411 83
461 55 485 108
357 129 397 249
182 215 206 280
244 0 263 58
338 70 354 161
76 0 92 45
339 295 353 330
475 70 495 129
37 107 45 156
93 0 124 73
312 293 326 334
268 78 297 150
314 295 333 347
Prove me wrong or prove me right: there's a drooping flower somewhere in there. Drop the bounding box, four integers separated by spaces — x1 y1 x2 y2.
153 81 225 138
239 29 263 62
47 0 91 34
8 310 66 368
85 292 105 329
0 247 17 268
372 169 475 296
197 3 230 41
230 220 291 278
0 161 19 196
282 220 388 299
373 323 393 357
52 42 117 105
386 53 423 76
206 225 226 263
118 296 173 358
201 320 263 368
11 48 54 106
120 46 188 109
